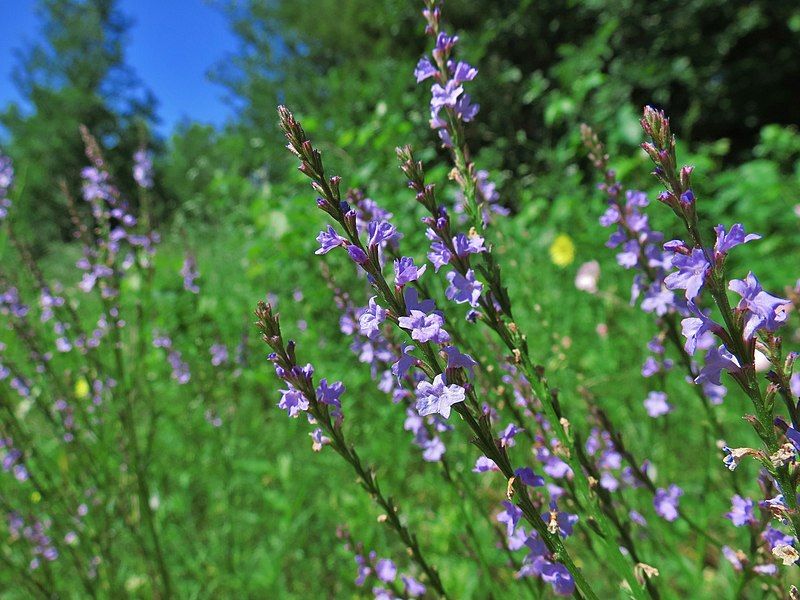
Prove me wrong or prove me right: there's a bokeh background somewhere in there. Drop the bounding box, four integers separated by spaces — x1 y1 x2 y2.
2 0 800 597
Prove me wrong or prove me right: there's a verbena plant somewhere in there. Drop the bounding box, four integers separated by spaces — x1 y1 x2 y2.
2 0 798 598
258 1 799 598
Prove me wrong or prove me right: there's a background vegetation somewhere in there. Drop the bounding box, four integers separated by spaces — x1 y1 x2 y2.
1 0 799 597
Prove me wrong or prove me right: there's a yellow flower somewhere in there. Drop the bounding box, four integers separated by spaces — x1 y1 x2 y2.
549 234 576 267
74 377 90 399
30 491 42 504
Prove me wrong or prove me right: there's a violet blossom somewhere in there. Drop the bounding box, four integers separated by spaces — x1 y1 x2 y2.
654 485 683 521
415 374 465 418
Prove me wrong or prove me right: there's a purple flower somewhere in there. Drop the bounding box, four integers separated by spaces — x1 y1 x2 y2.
453 232 486 257
454 94 479 121
133 149 154 189
431 80 464 110
403 287 436 313
427 240 452 271
278 387 308 417
355 553 373 586
616 239 640 269
713 224 760 257
372 587 393 600
725 495 755 527
599 205 620 227
543 506 579 538
664 248 710 301
695 344 740 386
210 343 228 366
315 225 346 254
0 161 12 191
445 269 482 307
643 391 672 418
180 254 200 294
499 423 522 448
626 189 649 208
451 61 477 84
414 57 437 82
167 351 190 384
398 310 450 344
392 345 417 382
347 245 369 265
753 564 778 575
702 380 727 405
681 302 718 355
536 446 572 479
422 437 446 462
394 257 427 285
678 189 695 207
640 284 675 316
721 546 743 571
515 467 545 487
443 345 477 379
0 153 13 220
316 379 344 408
433 32 458 61
630 510 648 527
309 428 330 451
359 297 387 340
375 559 396 583
497 501 522 537
762 526 794 550
729 272 789 339
541 562 575 596
415 374 465 418
402 575 426 598
473 456 499 472
641 357 659 378
465 169 509 224
654 485 683 521
367 220 397 248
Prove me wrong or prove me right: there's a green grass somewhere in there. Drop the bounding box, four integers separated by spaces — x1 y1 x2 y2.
2 128 799 598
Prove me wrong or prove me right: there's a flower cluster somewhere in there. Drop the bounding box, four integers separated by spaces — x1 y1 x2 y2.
0 151 13 220
638 106 800 550
256 301 448 595
337 528 427 600
133 148 154 189
497 500 577 595
180 252 200 294
7 513 59 571
1 437 29 482
582 125 732 422
720 482 796 575
326 274 453 462
153 332 191 384
76 128 159 303
415 1 506 226
398 146 489 322
414 34 479 147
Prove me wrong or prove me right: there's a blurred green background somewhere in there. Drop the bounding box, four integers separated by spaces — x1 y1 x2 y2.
2 0 800 597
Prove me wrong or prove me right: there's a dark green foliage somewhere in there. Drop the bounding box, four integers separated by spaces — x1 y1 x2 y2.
214 0 800 212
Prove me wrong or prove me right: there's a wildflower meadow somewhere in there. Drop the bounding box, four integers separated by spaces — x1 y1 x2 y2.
2 0 800 597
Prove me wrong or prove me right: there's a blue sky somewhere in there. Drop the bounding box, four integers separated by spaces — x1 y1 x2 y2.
0 0 238 133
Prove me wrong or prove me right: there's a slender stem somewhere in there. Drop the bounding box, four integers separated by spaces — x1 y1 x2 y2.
312 399 449 597
106 297 172 598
